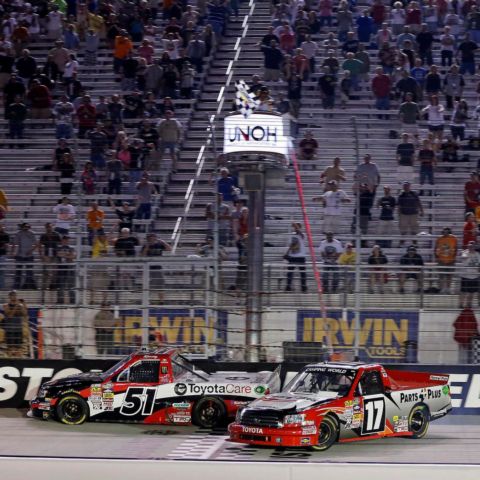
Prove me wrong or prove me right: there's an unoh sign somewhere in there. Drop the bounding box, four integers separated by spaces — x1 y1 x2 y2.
297 310 419 362
223 112 290 156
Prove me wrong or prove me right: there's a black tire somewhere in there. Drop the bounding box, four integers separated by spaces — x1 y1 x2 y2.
192 396 226 428
310 415 339 451
56 395 89 425
408 404 430 439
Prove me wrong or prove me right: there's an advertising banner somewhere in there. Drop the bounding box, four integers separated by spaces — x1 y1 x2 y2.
297 310 419 362
223 113 289 156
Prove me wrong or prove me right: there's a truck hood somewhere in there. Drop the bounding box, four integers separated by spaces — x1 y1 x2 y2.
42 372 104 391
248 391 338 412
206 371 273 384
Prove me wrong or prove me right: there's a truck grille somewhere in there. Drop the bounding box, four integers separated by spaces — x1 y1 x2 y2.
239 434 271 442
240 409 283 428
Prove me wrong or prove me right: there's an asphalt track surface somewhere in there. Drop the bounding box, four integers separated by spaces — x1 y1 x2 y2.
0 409 478 464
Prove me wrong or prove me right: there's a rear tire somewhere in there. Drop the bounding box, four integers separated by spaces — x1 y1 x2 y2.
56 395 89 425
408 404 430 439
192 396 226 428
310 416 339 451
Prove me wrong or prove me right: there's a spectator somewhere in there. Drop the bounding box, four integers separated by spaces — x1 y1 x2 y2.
63 53 79 89
53 197 76 236
378 42 396 75
121 51 138 91
47 4 64 40
48 40 70 80
423 95 445 144
322 50 340 75
391 2 406 36
342 31 359 55
187 33 206 73
440 26 456 67
338 242 355 294
377 185 397 248
3 74 26 118
416 24 434 65
435 227 458 294
16 49 36 85
356 10 374 44
157 110 183 172
56 152 75 195
342 52 363 92
12 223 38 290
319 232 343 294
298 130 318 162
396 132 416 183
287 73 302 118
396 70 418 102
301 34 318 73
464 172 480 213
337 8 353 43
320 157 346 190
457 32 477 76
5 95 27 146
113 29 133 74
318 65 337 110
397 181 423 245
440 136 460 163
260 40 284 82
453 307 479 362
39 222 61 294
368 245 388 294
109 198 136 232
86 201 105 245
136 173 157 224
376 23 393 47
94 303 116 355
354 154 381 198
399 92 420 135
53 95 75 139
217 168 237 203
284 222 307 293
0 224 10 289
85 29 100 66
114 227 139 257
463 212 477 248
63 24 80 51
1 291 31 358
205 194 231 246
353 183 375 241
56 235 76 305
313 180 351 234
459 242 480 308
106 150 123 195
450 100 469 141
398 245 424 293
417 139 437 193
89 124 109 170
444 65 465 110
340 71 352 108
371 66 391 118
76 95 96 138
27 79 51 120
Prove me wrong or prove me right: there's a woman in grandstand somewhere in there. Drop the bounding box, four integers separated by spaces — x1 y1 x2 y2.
81 161 97 195
390 2 406 37
422 95 445 142
463 212 478 249
368 245 388 294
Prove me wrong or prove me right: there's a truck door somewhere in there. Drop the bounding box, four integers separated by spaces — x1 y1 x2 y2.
116 360 160 418
358 370 386 435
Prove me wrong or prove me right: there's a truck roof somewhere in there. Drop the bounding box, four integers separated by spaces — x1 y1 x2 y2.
305 362 382 370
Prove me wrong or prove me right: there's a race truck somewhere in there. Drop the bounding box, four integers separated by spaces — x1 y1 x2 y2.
29 348 280 427
229 362 451 450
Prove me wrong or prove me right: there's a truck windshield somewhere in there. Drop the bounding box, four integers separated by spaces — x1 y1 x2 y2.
101 354 134 380
287 368 356 396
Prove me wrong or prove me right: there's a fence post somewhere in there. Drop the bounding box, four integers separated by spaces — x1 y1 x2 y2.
141 263 150 347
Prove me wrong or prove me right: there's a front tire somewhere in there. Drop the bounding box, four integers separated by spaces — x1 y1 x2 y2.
56 395 89 425
310 416 339 451
192 397 226 428
408 404 430 439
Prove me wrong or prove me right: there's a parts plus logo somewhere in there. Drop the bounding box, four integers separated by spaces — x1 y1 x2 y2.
174 383 187 396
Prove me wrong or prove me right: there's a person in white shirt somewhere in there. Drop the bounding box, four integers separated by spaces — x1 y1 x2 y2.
422 95 445 141
53 197 76 235
300 35 318 73
47 5 64 40
440 26 456 67
313 180 351 234
319 232 344 293
284 222 308 292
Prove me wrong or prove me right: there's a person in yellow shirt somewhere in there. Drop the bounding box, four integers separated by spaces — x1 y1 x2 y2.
86 201 105 245
434 227 457 294
338 242 356 294
88 12 105 38
0 188 8 219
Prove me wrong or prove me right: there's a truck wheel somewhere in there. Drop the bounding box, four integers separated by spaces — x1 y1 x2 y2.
192 397 226 428
56 395 89 425
310 416 339 451
408 405 430 439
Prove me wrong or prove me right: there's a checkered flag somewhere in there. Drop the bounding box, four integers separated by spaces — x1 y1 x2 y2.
235 80 259 118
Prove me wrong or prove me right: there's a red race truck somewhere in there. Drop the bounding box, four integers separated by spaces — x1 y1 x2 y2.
229 362 451 450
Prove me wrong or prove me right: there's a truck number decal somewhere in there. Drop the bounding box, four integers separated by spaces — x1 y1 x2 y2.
120 387 156 416
363 398 385 434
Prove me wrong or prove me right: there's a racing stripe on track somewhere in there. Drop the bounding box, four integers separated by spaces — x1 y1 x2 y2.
167 434 228 459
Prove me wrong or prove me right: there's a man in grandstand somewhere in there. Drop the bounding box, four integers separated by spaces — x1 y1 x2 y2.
397 181 423 246
260 39 284 82
157 110 183 172
398 245 424 294
319 232 344 294
435 227 458 294
313 180 351 235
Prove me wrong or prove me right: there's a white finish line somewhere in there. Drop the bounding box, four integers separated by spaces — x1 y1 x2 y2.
2 458 480 480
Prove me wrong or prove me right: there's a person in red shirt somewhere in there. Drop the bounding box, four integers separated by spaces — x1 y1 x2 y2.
371 66 391 118
464 171 480 213
463 212 477 248
371 0 386 30
27 79 51 119
76 95 97 138
292 48 310 80
453 308 479 362
406 2 422 33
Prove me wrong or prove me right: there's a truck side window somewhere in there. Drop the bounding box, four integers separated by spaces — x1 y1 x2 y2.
360 371 384 396
129 361 160 383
